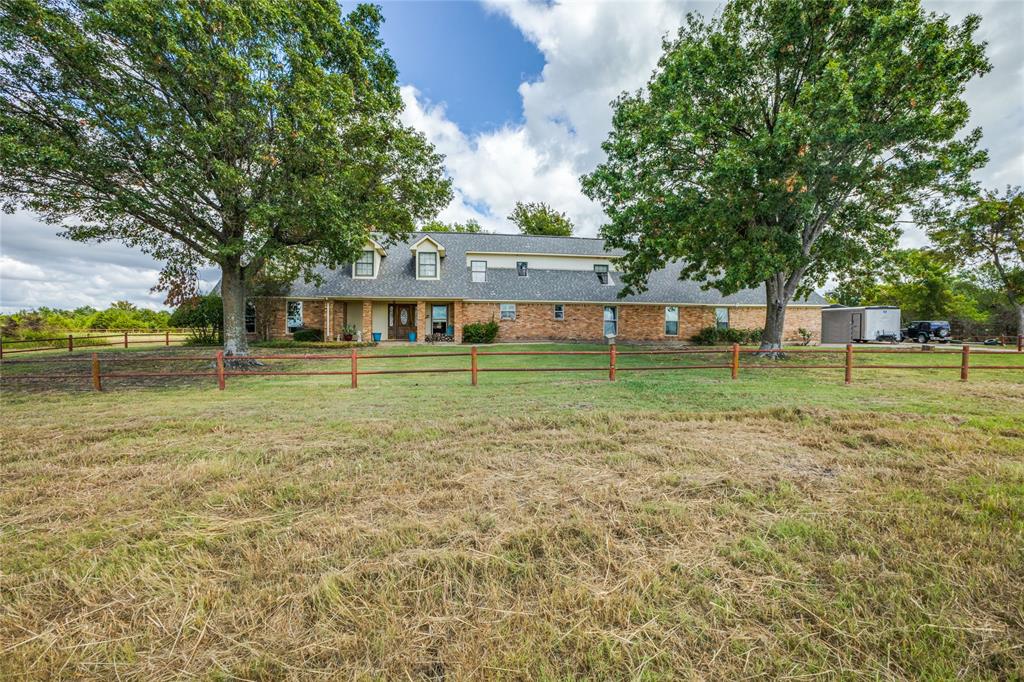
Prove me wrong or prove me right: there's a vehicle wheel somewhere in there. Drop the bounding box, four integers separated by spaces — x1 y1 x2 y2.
917 333 927 344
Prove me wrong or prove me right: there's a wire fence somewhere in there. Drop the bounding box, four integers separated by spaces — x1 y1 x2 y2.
2 342 1022 392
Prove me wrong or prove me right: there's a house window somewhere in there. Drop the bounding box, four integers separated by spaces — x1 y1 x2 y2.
354 250 374 277
665 306 678 336
517 261 528 277
603 306 617 337
245 301 256 334
715 307 730 330
418 251 438 278
471 260 487 283
595 264 610 285
500 303 516 321
286 301 303 333
553 304 564 321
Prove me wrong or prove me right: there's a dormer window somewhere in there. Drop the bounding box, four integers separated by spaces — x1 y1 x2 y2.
471 260 486 283
354 250 375 277
418 251 438 278
516 261 528 277
594 264 610 284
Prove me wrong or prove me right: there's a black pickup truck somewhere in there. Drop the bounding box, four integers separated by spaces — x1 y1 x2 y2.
902 320 952 343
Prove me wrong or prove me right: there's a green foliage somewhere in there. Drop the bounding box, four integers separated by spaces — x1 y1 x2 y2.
582 0 990 347
421 219 485 233
462 320 500 344
691 326 763 346
926 186 1024 332
0 0 452 350
829 248 986 325
291 327 323 342
0 303 171 340
507 202 574 237
168 295 223 345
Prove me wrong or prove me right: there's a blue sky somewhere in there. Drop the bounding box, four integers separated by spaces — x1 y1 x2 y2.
378 1 544 133
1 0 1021 312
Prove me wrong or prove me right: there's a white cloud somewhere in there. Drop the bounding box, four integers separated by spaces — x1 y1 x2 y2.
405 0 1023 246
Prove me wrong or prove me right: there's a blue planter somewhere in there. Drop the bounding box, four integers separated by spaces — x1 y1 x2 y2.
372 332 382 342
408 331 417 342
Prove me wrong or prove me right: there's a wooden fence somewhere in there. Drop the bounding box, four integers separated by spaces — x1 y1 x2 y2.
2 343 1021 391
0 330 190 357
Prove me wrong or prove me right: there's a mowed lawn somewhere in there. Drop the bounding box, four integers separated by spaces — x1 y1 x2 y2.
1 344 1023 680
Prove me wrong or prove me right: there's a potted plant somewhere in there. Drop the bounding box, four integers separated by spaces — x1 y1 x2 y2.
342 324 356 342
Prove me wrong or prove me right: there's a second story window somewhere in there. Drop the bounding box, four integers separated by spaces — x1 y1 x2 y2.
471 260 487 283
594 264 610 285
516 261 528 277
418 251 437 278
354 250 374 277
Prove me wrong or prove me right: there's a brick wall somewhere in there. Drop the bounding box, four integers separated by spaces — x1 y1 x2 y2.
462 302 822 343
253 299 823 343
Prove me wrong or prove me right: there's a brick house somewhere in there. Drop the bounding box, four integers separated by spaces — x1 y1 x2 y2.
245 232 826 344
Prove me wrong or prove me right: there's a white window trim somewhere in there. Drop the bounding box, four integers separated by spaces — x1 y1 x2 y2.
353 250 376 279
664 306 679 336
595 264 613 285
286 300 303 333
417 251 439 279
553 304 564 321
471 260 487 283
516 261 528 277
715 306 730 330
603 306 617 337
500 303 516 321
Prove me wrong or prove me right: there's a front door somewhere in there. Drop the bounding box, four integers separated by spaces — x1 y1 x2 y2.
388 304 417 340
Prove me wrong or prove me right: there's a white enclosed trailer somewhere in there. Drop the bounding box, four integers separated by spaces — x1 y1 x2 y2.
821 306 901 343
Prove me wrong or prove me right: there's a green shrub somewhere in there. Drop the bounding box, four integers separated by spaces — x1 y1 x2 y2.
168 295 222 345
462 320 500 344
291 327 323 342
691 325 762 345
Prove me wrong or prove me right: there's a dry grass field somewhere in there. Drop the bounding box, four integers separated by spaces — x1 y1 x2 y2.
2 345 1023 680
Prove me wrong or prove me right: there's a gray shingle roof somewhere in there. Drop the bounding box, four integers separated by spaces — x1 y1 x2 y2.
281 232 827 306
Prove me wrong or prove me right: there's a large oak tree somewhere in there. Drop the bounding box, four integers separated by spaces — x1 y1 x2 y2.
0 0 451 355
582 0 989 350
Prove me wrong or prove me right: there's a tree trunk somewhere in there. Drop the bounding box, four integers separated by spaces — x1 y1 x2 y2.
760 274 797 354
220 258 249 357
1017 303 1024 339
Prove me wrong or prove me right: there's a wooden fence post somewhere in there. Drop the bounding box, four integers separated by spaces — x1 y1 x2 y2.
1019 334 1023 353
731 343 739 380
92 353 102 391
351 349 358 389
68 334 73 352
960 344 970 382
845 344 853 385
165 330 170 346
216 350 225 390
471 346 478 386
609 343 616 381
123 331 128 348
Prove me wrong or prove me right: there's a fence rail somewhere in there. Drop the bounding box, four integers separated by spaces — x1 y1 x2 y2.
2 342 1021 391
0 330 190 357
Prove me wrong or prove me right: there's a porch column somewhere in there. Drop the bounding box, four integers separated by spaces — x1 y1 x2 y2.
416 300 427 342
361 300 373 342
321 301 330 341
452 301 463 343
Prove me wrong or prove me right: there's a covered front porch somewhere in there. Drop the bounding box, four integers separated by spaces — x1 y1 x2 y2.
327 299 463 343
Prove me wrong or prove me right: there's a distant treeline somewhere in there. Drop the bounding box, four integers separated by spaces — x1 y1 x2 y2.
1 302 173 340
